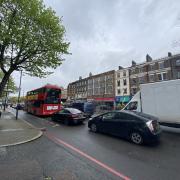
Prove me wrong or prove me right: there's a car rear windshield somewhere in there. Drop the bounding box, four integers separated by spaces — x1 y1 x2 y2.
66 108 82 114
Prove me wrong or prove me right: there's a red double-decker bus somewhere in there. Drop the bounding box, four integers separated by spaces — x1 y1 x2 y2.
25 84 61 116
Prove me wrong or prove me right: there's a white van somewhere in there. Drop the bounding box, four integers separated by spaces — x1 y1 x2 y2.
124 79 180 127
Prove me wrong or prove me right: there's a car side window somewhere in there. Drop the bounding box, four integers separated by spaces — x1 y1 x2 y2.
117 113 137 121
60 109 70 114
114 112 127 120
102 112 116 121
63 110 70 114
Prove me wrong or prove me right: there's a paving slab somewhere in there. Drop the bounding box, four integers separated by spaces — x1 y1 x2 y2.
0 111 42 147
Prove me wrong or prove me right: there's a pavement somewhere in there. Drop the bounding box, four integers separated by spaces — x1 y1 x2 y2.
0 110 42 147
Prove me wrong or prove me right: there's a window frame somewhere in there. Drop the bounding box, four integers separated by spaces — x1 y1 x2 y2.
158 61 164 69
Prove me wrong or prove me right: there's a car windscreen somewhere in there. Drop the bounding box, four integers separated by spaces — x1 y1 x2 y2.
66 108 82 114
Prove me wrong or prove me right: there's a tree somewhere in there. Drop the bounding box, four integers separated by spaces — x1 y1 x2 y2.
0 71 16 96
9 96 25 104
0 0 69 97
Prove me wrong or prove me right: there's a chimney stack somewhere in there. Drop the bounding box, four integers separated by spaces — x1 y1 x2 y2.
146 54 152 62
132 60 136 66
168 52 172 57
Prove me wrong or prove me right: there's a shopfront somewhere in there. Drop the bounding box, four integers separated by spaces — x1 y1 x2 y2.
92 97 115 109
115 96 131 109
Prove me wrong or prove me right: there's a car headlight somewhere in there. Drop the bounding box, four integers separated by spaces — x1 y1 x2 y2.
146 121 154 132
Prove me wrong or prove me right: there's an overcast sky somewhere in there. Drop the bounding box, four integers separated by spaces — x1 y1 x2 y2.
12 0 180 95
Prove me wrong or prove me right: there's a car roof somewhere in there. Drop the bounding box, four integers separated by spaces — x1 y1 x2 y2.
64 108 82 113
94 110 155 121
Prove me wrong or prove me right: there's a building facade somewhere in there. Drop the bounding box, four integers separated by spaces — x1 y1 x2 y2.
87 70 115 106
67 53 180 104
129 53 180 95
61 88 67 102
74 77 88 100
67 77 88 101
115 67 131 105
67 82 76 100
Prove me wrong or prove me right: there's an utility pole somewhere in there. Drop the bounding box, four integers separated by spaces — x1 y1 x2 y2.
16 70 22 120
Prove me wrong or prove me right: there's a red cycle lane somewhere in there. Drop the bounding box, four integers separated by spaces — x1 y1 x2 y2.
45 131 131 180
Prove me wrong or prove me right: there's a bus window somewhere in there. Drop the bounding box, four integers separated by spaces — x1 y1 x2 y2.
45 89 61 104
33 100 41 107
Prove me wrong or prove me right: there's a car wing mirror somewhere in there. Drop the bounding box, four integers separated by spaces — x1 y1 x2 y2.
101 116 106 121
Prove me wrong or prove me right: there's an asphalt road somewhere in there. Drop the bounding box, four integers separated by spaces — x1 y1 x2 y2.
6 109 180 180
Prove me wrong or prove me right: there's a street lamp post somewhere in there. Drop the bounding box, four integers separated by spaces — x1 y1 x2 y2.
16 70 23 120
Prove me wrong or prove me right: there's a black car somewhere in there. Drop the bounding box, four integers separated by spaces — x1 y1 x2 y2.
88 110 161 145
16 104 24 110
51 108 86 125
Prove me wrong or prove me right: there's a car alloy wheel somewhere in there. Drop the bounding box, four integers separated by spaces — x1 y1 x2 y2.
90 124 97 133
131 132 143 145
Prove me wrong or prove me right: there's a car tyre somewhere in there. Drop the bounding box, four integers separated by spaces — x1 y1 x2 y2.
130 131 143 145
90 123 98 133
51 116 55 121
64 119 70 126
73 119 78 124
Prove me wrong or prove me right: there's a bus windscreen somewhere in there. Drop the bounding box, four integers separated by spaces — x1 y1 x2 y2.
45 89 61 104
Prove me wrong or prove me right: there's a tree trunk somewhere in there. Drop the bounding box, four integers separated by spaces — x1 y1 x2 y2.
0 72 11 97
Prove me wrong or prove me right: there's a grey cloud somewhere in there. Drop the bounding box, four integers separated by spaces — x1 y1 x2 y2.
12 0 180 93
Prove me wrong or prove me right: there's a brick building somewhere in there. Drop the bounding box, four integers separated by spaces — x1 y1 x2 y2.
129 53 180 95
67 77 88 101
67 70 116 107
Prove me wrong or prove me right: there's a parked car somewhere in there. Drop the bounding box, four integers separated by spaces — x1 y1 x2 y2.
51 108 86 125
88 110 161 145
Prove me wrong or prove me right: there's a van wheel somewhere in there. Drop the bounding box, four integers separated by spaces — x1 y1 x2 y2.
130 132 143 145
90 124 97 133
